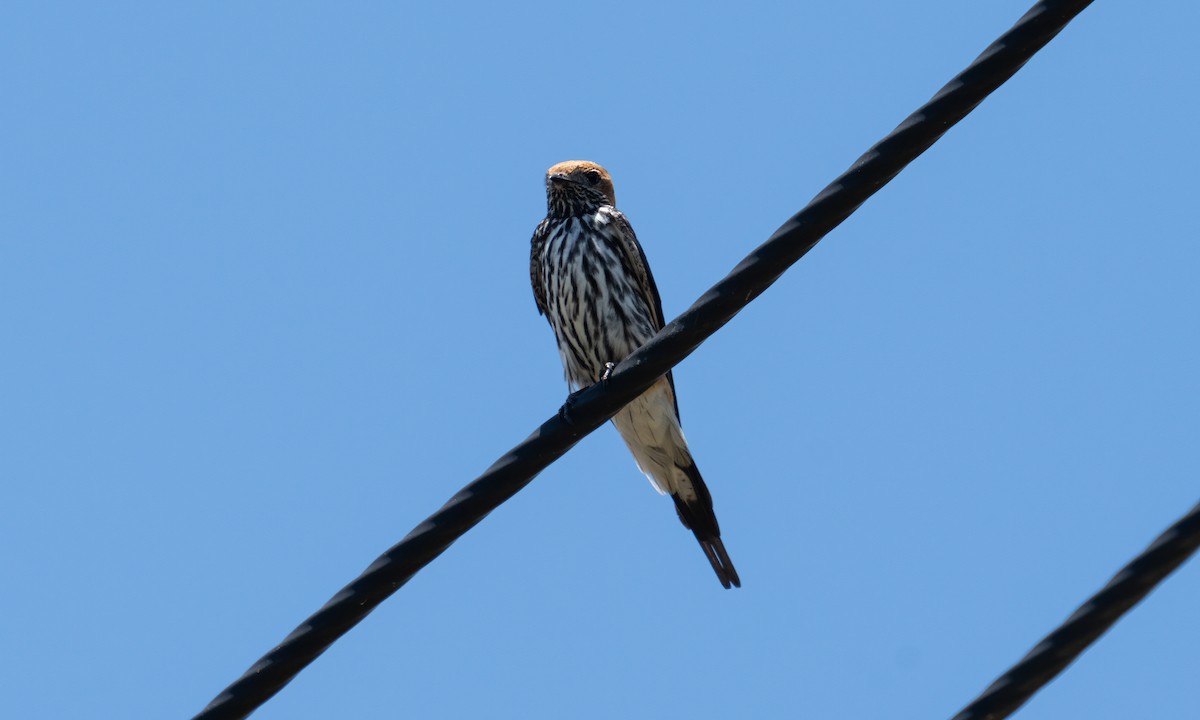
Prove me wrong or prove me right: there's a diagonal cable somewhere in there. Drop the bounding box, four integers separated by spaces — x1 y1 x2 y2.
950 501 1200 720
195 2 1095 717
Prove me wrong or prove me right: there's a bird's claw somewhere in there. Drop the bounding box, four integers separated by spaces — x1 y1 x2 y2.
558 389 585 426
558 363 615 426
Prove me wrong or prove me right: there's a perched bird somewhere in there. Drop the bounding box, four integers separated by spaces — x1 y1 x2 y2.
529 160 740 589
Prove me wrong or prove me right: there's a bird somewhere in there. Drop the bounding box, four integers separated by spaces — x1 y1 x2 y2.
529 160 740 589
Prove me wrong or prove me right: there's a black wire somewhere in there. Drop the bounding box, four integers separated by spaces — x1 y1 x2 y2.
195 2 1096 717
950 501 1200 720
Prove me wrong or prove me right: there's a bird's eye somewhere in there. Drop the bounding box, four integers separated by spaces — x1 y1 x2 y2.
584 170 602 185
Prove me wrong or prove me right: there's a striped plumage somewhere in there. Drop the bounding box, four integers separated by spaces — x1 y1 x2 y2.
530 160 740 589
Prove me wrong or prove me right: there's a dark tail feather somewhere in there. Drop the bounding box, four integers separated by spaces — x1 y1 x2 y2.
695 534 741 590
671 462 741 589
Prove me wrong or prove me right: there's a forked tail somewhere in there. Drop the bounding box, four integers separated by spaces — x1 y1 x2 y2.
671 462 741 589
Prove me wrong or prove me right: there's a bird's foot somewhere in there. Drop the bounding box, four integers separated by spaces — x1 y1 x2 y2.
600 362 616 384
558 389 585 426
558 363 615 426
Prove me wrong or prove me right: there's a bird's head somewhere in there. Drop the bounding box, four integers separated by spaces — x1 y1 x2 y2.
545 160 616 217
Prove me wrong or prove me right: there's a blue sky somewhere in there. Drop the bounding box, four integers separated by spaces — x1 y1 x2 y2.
2 2 1197 718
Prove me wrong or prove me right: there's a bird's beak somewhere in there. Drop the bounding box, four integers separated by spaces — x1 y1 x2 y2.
548 172 570 184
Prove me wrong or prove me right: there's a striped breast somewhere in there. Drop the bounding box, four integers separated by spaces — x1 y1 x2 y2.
538 209 659 388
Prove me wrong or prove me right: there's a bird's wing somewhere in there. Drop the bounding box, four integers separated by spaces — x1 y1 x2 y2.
608 210 681 420
608 211 666 328
530 218 550 316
